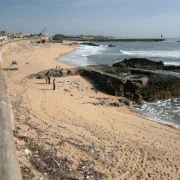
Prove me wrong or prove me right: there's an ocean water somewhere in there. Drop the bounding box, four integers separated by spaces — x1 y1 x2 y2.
60 39 180 128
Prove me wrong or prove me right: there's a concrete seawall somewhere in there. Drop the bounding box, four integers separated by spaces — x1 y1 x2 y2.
0 42 22 179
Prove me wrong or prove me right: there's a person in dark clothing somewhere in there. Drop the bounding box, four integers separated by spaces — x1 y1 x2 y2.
48 76 51 84
45 78 48 84
53 79 56 90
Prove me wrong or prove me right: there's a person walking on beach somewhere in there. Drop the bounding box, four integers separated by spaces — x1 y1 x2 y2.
53 79 56 90
45 78 48 84
48 76 51 84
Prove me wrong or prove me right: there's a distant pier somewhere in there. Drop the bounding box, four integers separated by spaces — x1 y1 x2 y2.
78 38 166 42
63 38 166 42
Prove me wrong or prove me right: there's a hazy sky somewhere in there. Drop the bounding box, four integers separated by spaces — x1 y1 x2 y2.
0 0 180 38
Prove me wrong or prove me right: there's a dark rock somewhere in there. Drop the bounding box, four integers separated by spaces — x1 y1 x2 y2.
119 99 132 106
133 93 142 103
124 76 148 93
91 101 123 107
164 65 180 73
107 102 123 107
87 65 131 76
124 92 134 99
113 58 164 70
139 75 180 101
108 45 116 47
80 42 99 47
80 67 180 102
31 64 180 103
29 68 82 79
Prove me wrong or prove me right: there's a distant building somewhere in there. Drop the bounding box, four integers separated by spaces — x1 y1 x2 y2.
0 31 7 36
0 36 8 41
24 34 31 37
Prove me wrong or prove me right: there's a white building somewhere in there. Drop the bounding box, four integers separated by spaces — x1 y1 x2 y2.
0 36 8 41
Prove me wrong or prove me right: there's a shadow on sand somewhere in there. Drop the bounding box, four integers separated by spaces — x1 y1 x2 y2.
40 89 52 91
36 83 48 84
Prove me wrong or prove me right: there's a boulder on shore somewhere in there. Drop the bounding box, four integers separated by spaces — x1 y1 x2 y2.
113 58 164 70
108 45 116 47
80 42 99 47
164 65 180 73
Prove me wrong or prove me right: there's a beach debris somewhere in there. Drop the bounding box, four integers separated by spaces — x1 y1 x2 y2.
89 145 95 151
77 160 105 179
39 175 44 180
65 79 72 83
64 88 70 92
71 94 75 97
26 140 106 179
52 157 60 168
20 165 34 180
85 101 123 107
25 149 31 156
106 102 123 107
119 99 134 106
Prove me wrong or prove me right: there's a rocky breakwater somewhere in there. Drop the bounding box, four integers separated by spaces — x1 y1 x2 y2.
31 58 180 103
113 58 180 73
80 42 99 46
113 58 164 70
112 58 180 101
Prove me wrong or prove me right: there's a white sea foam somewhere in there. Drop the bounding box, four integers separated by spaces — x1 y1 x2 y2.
59 45 107 66
132 98 180 129
164 61 180 66
120 50 180 58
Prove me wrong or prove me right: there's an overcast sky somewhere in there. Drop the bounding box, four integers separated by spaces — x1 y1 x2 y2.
0 0 180 38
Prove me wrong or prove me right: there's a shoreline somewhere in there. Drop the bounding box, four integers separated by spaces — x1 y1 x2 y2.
55 50 77 68
2 41 180 179
54 40 79 68
56 43 180 130
129 107 180 130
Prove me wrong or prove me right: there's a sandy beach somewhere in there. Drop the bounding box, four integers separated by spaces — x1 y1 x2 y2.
2 40 180 179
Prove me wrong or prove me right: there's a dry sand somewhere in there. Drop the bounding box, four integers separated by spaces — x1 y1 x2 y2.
2 40 180 180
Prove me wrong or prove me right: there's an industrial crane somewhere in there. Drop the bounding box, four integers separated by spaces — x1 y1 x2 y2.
39 28 49 43
39 28 46 37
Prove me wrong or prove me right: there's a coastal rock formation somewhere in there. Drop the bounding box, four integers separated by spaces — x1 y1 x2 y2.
108 44 116 47
113 58 180 73
31 60 180 102
113 58 164 70
164 65 180 73
80 42 99 46
30 68 82 79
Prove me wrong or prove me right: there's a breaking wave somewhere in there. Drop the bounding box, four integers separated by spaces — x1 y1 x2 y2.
120 50 180 58
132 98 180 129
59 45 107 66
